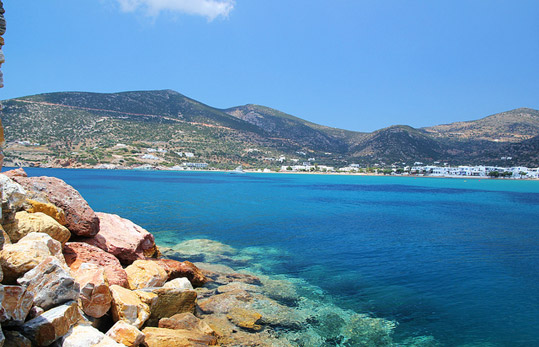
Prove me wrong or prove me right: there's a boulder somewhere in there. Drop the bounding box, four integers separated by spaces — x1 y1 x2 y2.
84 213 158 264
0 232 64 283
158 312 214 335
72 263 111 318
141 327 218 347
21 300 81 346
3 211 70 244
125 260 168 290
0 285 33 324
17 256 79 310
63 242 128 287
197 290 252 315
106 320 145 347
11 175 99 236
1 168 27 179
153 259 208 287
226 307 263 331
146 288 197 326
0 174 27 211
162 278 193 291
109 285 150 329
3 330 32 347
26 199 67 225
59 324 124 347
133 290 158 307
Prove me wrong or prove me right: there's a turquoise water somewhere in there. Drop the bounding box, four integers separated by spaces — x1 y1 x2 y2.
17 168 539 346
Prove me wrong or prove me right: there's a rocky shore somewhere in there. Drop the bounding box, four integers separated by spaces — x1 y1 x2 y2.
0 168 437 346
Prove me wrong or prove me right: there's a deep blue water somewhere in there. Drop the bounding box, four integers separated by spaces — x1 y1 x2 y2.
16 168 539 346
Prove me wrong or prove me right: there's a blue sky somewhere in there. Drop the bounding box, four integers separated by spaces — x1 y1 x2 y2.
2 0 538 131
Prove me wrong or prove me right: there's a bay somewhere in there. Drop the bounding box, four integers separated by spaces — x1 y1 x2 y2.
18 168 539 346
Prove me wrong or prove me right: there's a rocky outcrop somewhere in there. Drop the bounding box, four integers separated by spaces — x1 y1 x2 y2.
17 256 79 310
158 312 214 335
152 259 208 287
11 174 99 236
227 307 263 331
72 263 112 318
21 300 81 346
3 211 70 244
106 320 145 347
63 242 128 287
141 327 218 347
0 285 33 324
84 212 158 264
0 232 65 283
109 285 151 329
146 288 197 326
125 260 168 290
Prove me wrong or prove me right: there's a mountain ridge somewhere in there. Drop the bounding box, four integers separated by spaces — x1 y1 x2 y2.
1 90 538 168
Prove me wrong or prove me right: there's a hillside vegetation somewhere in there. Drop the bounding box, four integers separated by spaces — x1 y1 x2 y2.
1 90 538 168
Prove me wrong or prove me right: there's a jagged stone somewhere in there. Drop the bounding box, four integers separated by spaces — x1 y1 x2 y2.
4 211 70 244
227 307 263 331
0 232 64 283
158 312 214 335
146 288 197 326
59 324 124 347
152 259 208 287
109 285 150 329
21 301 80 346
18 256 79 310
11 174 99 236
26 199 67 225
106 320 145 347
3 330 32 347
72 263 111 318
2 168 27 179
84 212 158 265
133 289 158 307
163 277 193 291
141 327 218 347
64 242 128 287
0 174 27 220
125 260 168 290
0 285 33 324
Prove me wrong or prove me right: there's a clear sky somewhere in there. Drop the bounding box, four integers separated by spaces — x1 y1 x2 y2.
2 0 538 132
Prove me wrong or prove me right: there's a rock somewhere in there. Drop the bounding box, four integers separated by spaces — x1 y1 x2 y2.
2 168 27 179
106 320 145 347
63 242 128 287
21 300 81 346
0 174 27 223
197 290 253 315
27 306 45 320
216 282 262 294
3 211 70 244
125 260 168 290
3 330 32 347
153 259 208 287
171 239 237 263
146 288 197 326
0 285 33 323
72 263 112 318
12 175 99 236
141 327 218 347
0 232 64 283
109 285 150 329
26 199 67 225
227 307 263 331
163 278 193 291
59 324 124 347
18 256 79 310
133 290 158 307
158 312 214 335
83 212 158 265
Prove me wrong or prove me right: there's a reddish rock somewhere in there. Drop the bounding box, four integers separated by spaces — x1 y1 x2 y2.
2 167 27 179
71 263 112 318
142 327 218 346
153 259 208 287
0 285 34 323
84 212 158 265
63 242 128 287
159 312 215 335
11 174 99 236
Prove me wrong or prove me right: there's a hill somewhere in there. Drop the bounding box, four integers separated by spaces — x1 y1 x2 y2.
1 90 538 168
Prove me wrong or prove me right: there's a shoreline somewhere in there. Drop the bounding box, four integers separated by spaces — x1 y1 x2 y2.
3 165 538 181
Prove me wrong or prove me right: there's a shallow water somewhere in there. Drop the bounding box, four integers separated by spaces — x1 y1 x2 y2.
17 168 539 346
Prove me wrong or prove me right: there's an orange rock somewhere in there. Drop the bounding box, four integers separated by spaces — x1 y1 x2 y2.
125 260 168 290
106 320 145 347
152 259 208 287
142 327 217 346
72 263 112 318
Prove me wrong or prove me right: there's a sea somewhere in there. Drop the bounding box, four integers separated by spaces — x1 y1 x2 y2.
15 168 539 346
